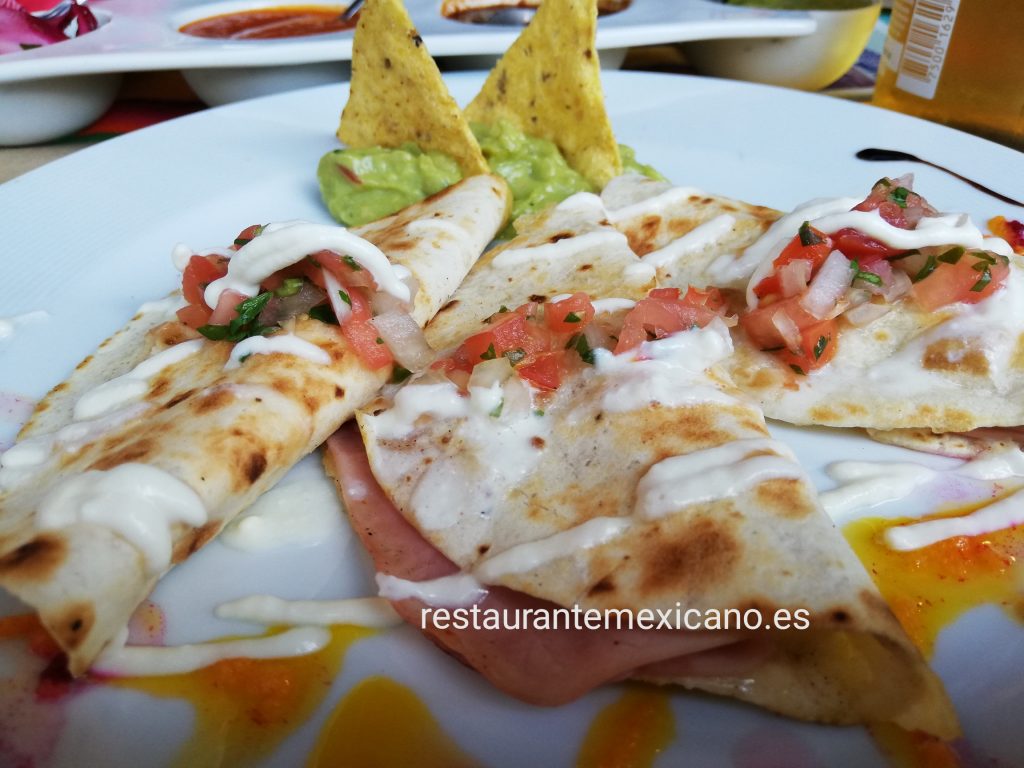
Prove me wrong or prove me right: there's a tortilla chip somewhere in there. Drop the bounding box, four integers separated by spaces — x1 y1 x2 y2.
463 0 622 188
338 0 488 176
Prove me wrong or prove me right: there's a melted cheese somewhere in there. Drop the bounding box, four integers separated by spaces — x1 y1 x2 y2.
37 463 207 574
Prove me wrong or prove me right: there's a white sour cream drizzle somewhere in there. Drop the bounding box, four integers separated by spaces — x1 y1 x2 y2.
593 318 737 413
225 333 330 370
0 310 48 341
376 572 487 607
636 438 804 519
216 595 401 628
624 262 657 282
171 243 231 272
641 214 737 269
606 185 704 224
492 229 628 269
137 294 189 319
203 220 410 309
73 339 204 421
93 625 330 677
221 470 344 552
820 446 1024 550
711 197 858 288
591 298 636 314
887 492 1024 551
37 463 207 574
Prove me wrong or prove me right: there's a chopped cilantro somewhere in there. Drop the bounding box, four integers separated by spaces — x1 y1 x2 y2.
813 335 829 361
789 364 806 376
239 353 252 364
875 177 892 188
308 304 339 325
489 399 504 418
391 365 412 383
375 337 384 344
337 288 352 307
533 409 545 417
971 266 992 292
937 246 965 264
564 311 582 323
503 348 527 366
567 333 595 364
912 254 938 283
275 277 304 297
499 305 510 313
889 186 910 208
343 255 362 271
480 343 497 360
798 221 824 247
198 292 276 342
850 260 882 286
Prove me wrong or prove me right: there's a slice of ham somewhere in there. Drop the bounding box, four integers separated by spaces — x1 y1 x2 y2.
326 424 770 706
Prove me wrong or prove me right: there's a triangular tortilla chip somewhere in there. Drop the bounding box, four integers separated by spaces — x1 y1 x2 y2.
463 0 622 188
338 0 488 176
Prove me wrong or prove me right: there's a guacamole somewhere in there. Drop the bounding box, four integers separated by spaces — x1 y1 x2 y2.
317 124 664 232
470 120 593 225
316 143 462 227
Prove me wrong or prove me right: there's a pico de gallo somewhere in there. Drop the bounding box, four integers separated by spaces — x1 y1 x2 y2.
740 177 1011 375
176 224 430 378
432 286 729 392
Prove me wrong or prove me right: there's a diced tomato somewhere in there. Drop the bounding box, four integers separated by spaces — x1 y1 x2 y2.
233 224 264 248
209 289 249 325
454 313 547 371
517 351 567 390
176 302 213 330
911 250 1010 312
738 295 822 351
614 286 725 354
753 229 832 299
181 254 227 306
831 228 905 262
342 319 393 370
777 319 838 374
544 293 595 333
345 285 372 322
680 285 727 313
314 250 378 291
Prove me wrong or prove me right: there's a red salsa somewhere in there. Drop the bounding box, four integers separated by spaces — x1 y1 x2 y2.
180 6 358 41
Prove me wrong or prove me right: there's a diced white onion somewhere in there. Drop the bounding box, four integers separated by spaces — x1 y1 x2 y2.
323 270 352 325
501 374 534 417
779 259 812 298
373 311 434 371
469 358 514 389
800 251 851 319
771 308 802 353
882 269 913 303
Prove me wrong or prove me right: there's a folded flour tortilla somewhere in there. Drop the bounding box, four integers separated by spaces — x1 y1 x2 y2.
329 191 959 737
0 174 509 675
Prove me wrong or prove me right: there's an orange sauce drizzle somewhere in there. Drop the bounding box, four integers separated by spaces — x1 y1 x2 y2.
869 724 962 768
843 498 1024 655
576 686 675 768
180 6 358 40
107 625 372 767
307 675 477 768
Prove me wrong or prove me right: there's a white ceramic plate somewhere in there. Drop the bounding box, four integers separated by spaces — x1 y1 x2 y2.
1 72 1022 767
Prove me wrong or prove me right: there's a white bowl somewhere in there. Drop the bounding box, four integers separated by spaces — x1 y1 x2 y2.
683 3 881 92
0 72 123 146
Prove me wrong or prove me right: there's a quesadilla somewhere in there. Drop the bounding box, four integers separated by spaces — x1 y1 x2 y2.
0 174 509 675
717 177 1023 435
325 194 958 737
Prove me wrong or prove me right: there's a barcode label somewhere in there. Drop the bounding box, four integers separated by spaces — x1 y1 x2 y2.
895 0 961 99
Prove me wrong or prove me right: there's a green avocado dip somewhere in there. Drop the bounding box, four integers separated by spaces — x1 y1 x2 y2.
317 143 462 227
316 122 662 233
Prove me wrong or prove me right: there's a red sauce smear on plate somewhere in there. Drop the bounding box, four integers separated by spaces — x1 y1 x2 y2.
844 497 1024 656
180 6 358 40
